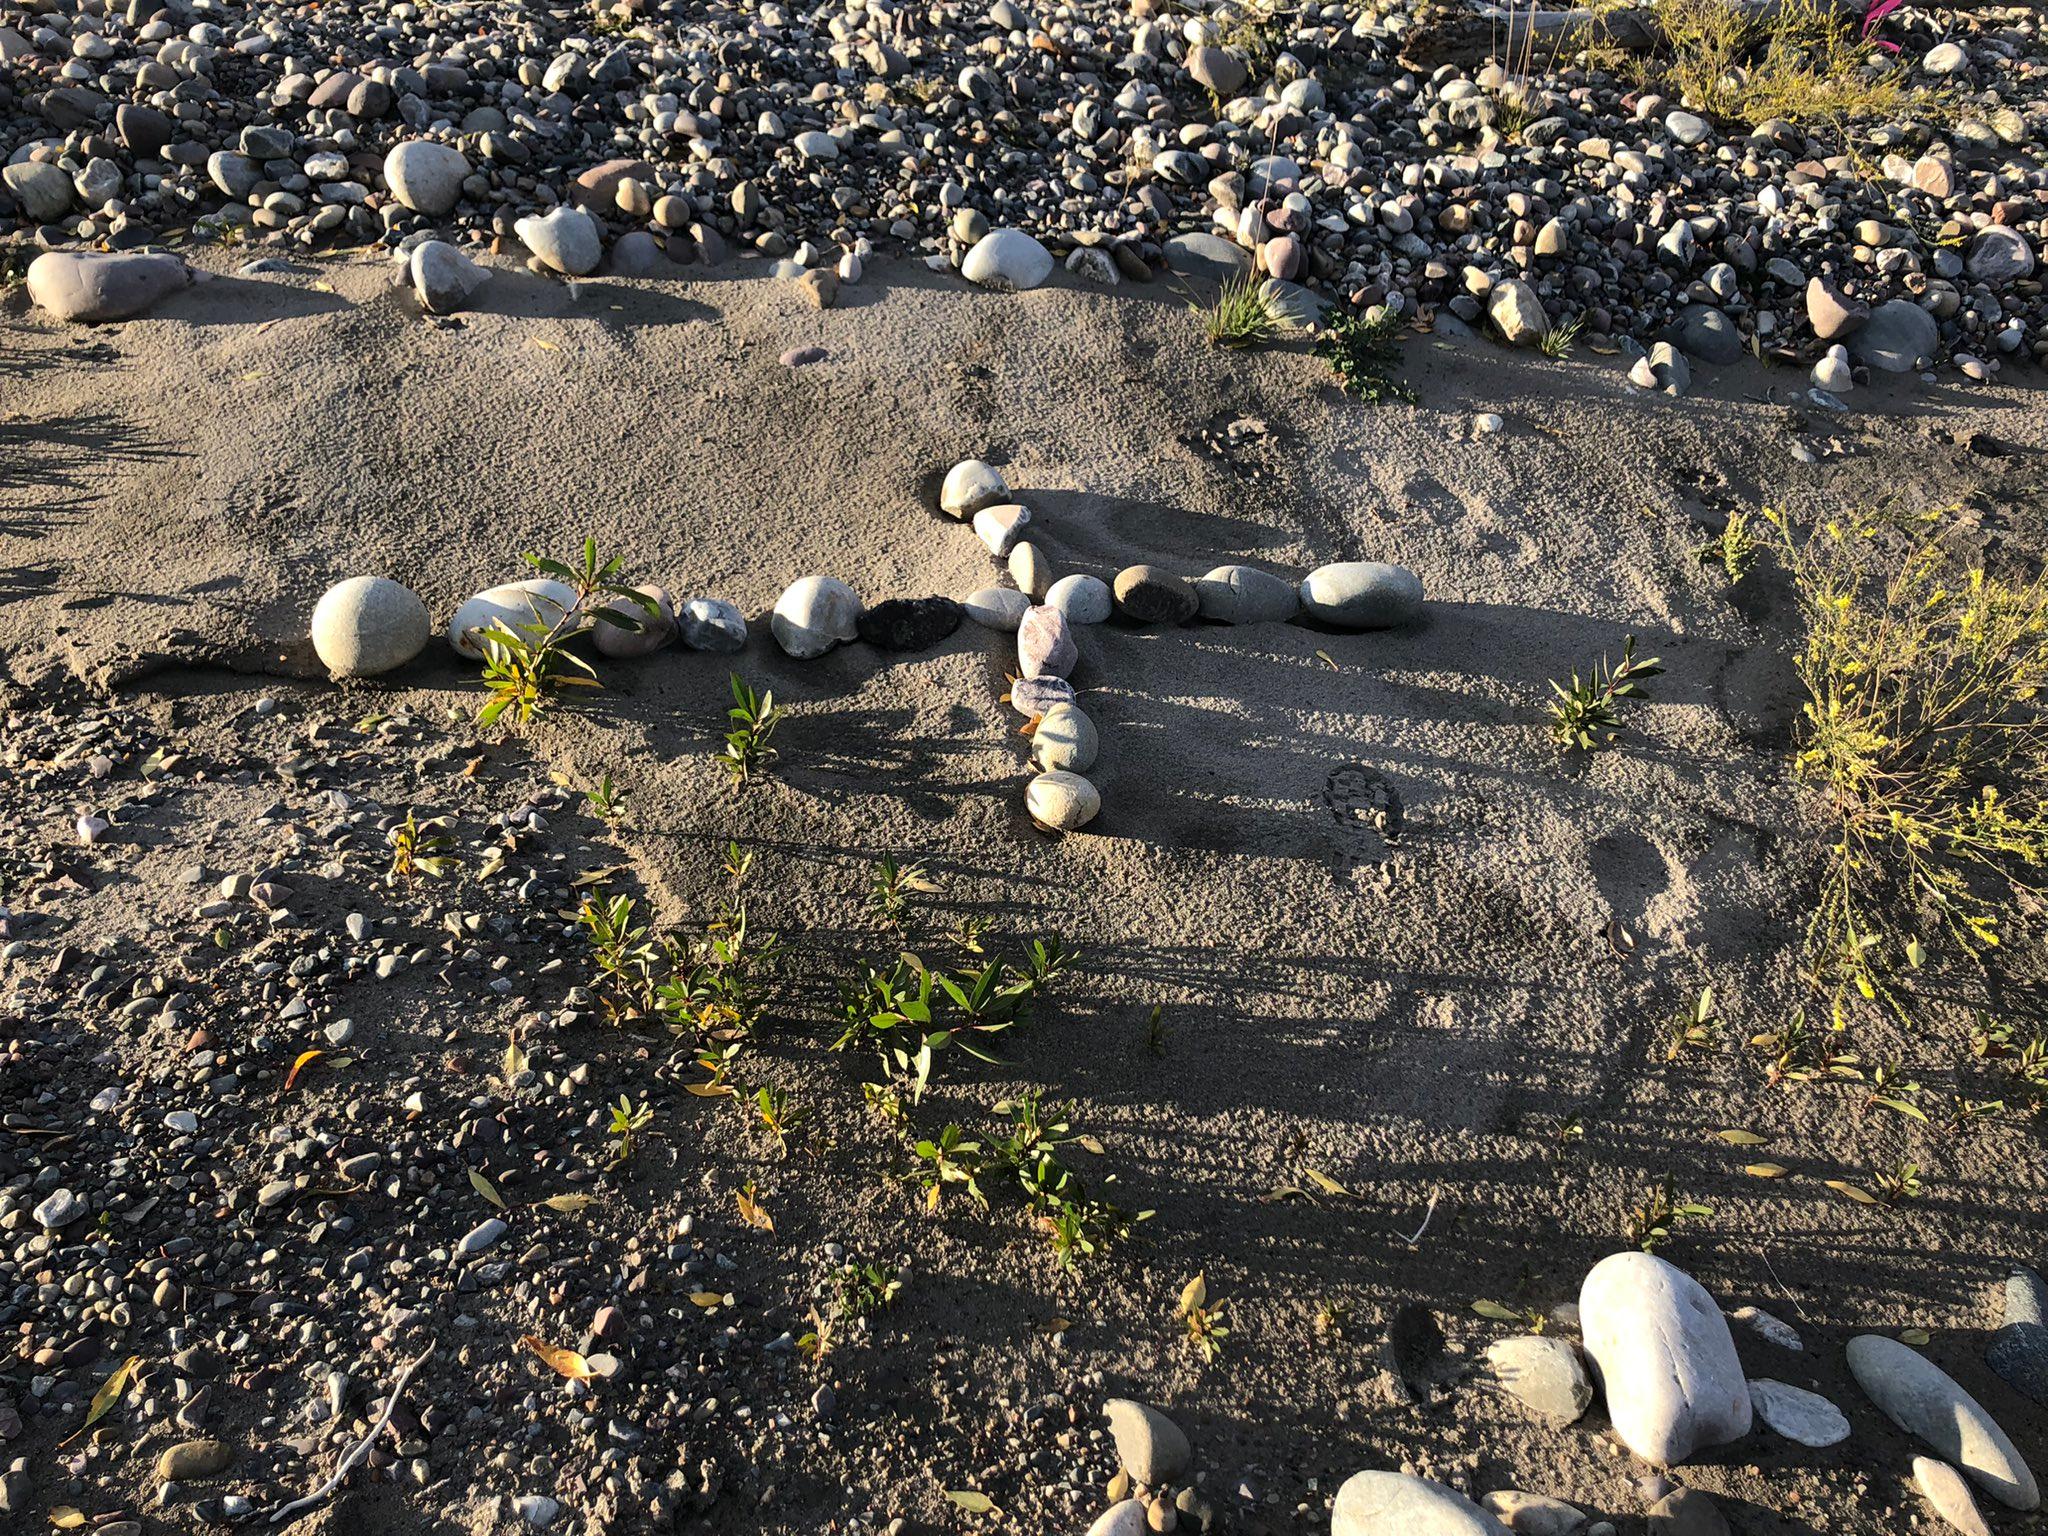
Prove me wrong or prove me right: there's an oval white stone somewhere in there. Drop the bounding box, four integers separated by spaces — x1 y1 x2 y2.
1331 1472 1509 1536
1579 1251 1751 1466
311 576 429 678
771 575 863 659
1025 770 1099 831
1030 704 1098 773
448 579 580 658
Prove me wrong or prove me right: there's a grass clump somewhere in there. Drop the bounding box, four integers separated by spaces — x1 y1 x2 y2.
1538 315 1585 362
1769 507 2048 1020
1314 304 1415 404
1653 0 1937 126
1547 635 1663 751
1196 270 1278 349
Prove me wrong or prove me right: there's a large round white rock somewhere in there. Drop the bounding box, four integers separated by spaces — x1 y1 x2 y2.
517 205 603 276
1847 1334 2037 1510
941 459 1007 518
383 140 470 216
963 587 1031 631
1025 771 1099 832
1031 704 1098 773
1300 561 1424 629
448 579 579 658
26 251 192 323
594 584 676 659
962 228 1053 291
771 575 863 658
1331 1472 1509 1536
311 577 429 678
1045 573 1112 625
1579 1252 1751 1466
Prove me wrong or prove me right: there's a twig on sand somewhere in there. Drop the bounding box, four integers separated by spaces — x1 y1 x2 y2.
269 1340 437 1527
1397 1187 1442 1246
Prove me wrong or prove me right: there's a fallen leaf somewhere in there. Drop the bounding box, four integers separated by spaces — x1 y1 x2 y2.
1040 1316 1071 1334
1471 1300 1521 1322
61 1354 141 1446
736 1184 774 1232
1744 1163 1789 1178
283 1049 327 1091
468 1168 507 1210
50 1507 86 1529
689 1291 726 1308
538 1194 594 1215
501 1037 528 1080
944 1491 996 1515
534 339 560 351
1304 1169 1351 1197
1714 1129 1769 1146
1826 1180 1880 1205
1900 1327 1931 1346
1314 649 1339 671
520 1335 594 1381
685 1083 736 1098
1075 1134 1105 1156
1178 1273 1207 1315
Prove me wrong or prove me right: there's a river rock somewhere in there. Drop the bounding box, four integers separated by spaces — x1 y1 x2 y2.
26 251 192 322
1669 304 1744 364
4 160 73 222
1747 1379 1849 1447
1486 1335 1593 1427
1086 1501 1149 1536
1987 1268 2048 1405
973 503 1032 556
1008 542 1053 600
1646 1488 1727 1536
1165 231 1252 284
448 579 580 657
771 575 864 658
1851 300 1939 373
962 228 1053 290
963 587 1031 631
383 140 469 215
1112 565 1197 624
1331 1472 1509 1536
517 206 603 276
940 458 1007 518
1915 1457 1993 1536
1185 44 1248 98
1488 279 1547 345
1300 562 1423 629
156 1439 233 1481
1102 1400 1188 1486
1806 276 1868 340
411 240 488 314
1045 574 1112 625
1479 1491 1585 1536
1579 1251 1750 1465
1966 226 2035 284
593 585 675 658
857 596 962 650
33 1188 83 1227
311 576 430 677
1194 564 1298 625
1728 1306 1803 1351
1011 676 1076 717
679 597 747 652
1018 605 1077 679
1030 704 1098 773
1025 770 1099 831
1846 1334 2037 1509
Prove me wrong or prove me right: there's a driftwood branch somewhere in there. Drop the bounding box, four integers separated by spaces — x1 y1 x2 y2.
268 1340 437 1528
1400 0 1868 70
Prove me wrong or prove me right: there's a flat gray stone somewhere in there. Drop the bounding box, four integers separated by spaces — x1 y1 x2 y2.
1846 1334 2038 1510
1486 1334 1593 1427
1332 1472 1509 1536
1101 1399 1189 1486
1851 300 1939 373
1194 564 1299 625
26 251 192 322
1747 1379 1850 1447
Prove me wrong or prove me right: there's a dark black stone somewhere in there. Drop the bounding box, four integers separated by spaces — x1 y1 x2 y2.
1987 1322 2048 1406
1381 1301 1445 1397
857 596 962 652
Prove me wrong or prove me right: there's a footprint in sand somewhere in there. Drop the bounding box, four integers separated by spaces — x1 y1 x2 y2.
1321 764 1403 862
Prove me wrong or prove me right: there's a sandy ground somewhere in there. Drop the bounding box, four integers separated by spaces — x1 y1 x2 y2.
4 253 2048 1533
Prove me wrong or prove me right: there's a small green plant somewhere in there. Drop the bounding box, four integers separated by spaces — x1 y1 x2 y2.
1547 635 1663 750
1652 0 1943 127
585 772 628 829
1874 1159 1924 1205
1858 1061 1925 1123
577 891 660 1022
476 540 656 728
1933 1094 2004 1140
868 857 938 933
946 913 993 954
607 1094 654 1168
754 1084 809 1156
1314 304 1415 404
1663 987 1721 1062
1195 270 1278 350
716 674 785 789
387 810 456 886
833 1261 903 1319
1696 509 1761 585
1623 1176 1710 1253
1548 1112 1586 1150
1538 315 1585 361
1751 1008 1862 1089
911 1123 986 1211
1176 1273 1231 1361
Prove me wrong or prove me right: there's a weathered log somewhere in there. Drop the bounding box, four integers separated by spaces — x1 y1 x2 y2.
1399 0 1868 71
